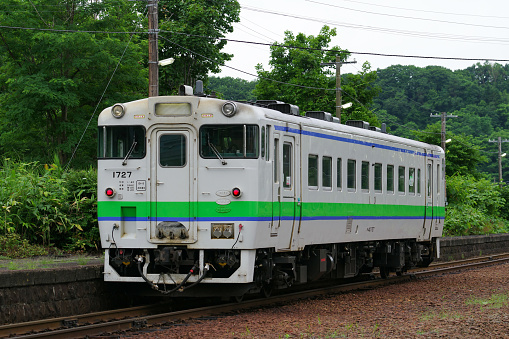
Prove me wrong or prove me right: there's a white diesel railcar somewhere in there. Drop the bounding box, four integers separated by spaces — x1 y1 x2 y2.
98 88 445 297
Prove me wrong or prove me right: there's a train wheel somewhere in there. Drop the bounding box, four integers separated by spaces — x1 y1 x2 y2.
379 267 390 279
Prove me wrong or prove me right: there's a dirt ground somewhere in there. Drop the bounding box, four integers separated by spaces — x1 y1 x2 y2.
123 262 509 338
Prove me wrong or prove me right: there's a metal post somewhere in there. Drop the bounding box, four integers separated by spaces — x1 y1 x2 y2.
321 57 356 123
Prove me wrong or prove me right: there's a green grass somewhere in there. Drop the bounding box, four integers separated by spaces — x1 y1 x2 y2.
466 293 509 309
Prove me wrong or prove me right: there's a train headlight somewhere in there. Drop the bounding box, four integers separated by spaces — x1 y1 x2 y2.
232 187 242 198
221 101 237 117
111 104 126 119
105 187 116 198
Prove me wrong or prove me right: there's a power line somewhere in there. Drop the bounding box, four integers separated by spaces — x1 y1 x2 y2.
2 24 509 63
305 0 509 30
335 0 509 20
240 6 509 45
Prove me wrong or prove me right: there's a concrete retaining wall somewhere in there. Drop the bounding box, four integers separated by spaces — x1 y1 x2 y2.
1 234 509 325
438 233 509 261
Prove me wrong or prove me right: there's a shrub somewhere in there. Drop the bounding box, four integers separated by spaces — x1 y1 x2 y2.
0 158 98 252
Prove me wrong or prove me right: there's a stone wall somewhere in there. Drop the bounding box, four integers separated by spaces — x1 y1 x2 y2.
0 265 133 325
439 234 509 261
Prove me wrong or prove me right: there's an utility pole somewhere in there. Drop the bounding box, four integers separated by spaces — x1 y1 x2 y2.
430 112 457 152
488 137 509 186
148 0 159 97
321 56 356 123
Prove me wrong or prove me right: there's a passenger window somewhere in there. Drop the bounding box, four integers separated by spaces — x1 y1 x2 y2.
274 139 279 184
398 166 405 193
308 154 318 188
347 159 356 191
160 134 186 167
437 164 440 194
417 168 421 194
261 127 265 159
427 164 432 197
361 161 369 191
374 163 382 192
409 168 415 194
336 158 342 190
283 143 292 188
323 156 332 189
387 165 394 193
266 126 271 161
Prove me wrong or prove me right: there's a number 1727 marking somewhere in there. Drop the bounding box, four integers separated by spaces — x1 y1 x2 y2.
113 171 132 178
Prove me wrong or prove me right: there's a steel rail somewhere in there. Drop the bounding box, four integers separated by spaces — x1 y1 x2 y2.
4 254 509 339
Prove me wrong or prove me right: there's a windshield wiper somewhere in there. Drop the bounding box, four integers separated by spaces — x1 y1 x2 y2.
122 140 138 166
208 137 227 165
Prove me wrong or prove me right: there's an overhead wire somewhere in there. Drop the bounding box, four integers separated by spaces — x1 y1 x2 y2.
304 0 509 31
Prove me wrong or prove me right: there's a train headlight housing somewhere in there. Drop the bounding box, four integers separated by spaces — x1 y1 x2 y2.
105 187 116 198
232 187 242 198
221 101 237 117
111 104 126 119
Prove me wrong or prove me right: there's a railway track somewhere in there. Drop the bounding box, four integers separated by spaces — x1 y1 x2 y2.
3 253 509 339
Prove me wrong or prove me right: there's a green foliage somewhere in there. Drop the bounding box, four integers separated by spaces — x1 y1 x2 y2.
0 0 148 168
444 175 509 235
157 0 240 94
207 76 257 101
0 158 98 252
0 233 48 258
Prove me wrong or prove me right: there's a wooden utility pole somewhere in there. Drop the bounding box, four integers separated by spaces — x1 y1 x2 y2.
488 137 509 186
430 112 457 152
148 0 159 97
321 56 356 123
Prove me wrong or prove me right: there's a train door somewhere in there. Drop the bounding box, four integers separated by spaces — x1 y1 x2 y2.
150 129 195 243
272 132 300 250
424 159 434 239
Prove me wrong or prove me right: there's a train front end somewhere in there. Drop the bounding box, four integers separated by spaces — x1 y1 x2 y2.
98 95 263 297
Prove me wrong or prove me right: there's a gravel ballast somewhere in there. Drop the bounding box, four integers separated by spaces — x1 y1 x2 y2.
124 262 509 338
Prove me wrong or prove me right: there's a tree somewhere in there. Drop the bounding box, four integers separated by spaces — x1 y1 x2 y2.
156 0 240 94
255 27 344 112
416 123 487 177
0 0 147 167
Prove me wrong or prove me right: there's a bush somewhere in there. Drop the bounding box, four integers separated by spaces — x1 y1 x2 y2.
444 175 509 236
0 233 48 258
0 158 98 252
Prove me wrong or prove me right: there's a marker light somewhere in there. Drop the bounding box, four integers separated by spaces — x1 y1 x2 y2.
111 104 126 118
232 187 242 198
221 101 237 117
105 187 116 198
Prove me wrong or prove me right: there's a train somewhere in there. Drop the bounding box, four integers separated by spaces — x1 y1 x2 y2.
97 84 445 298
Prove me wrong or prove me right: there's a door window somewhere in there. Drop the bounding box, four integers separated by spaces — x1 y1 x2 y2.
160 134 186 167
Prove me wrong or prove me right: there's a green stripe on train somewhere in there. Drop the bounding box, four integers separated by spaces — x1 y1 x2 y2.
98 201 445 219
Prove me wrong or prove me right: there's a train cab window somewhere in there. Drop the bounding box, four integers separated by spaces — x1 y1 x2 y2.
361 161 369 191
409 167 415 194
398 166 405 193
387 165 394 193
98 125 146 159
200 124 259 159
323 156 332 189
347 159 356 191
374 163 382 192
417 168 422 194
159 134 186 167
283 143 292 188
336 158 342 190
308 154 318 188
